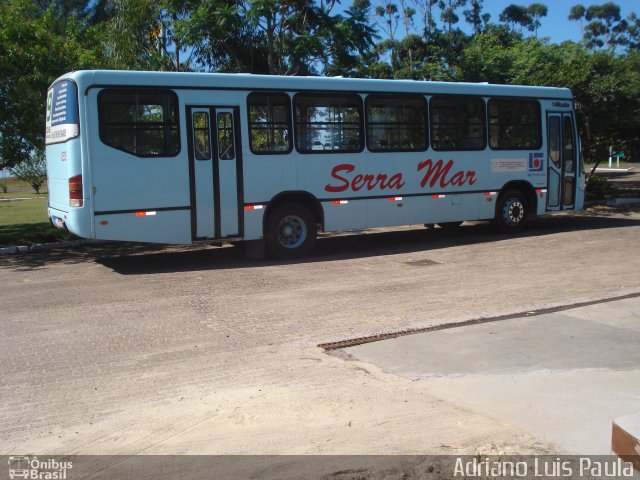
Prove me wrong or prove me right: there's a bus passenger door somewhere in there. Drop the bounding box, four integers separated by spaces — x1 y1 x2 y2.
188 107 216 239
546 113 577 211
214 108 240 237
187 106 241 239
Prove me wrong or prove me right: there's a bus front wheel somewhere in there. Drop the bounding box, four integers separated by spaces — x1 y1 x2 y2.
265 203 317 259
495 189 528 233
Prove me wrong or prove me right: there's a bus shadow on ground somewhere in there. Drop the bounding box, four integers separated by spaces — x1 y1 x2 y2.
4 207 640 274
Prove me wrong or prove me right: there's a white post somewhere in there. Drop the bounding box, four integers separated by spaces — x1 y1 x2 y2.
609 145 613 168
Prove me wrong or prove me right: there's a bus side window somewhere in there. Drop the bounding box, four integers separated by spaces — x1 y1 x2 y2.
247 92 292 154
488 98 541 150
563 116 575 173
217 112 235 160
294 93 363 153
365 94 427 152
99 89 180 157
193 112 211 160
549 117 561 168
430 95 485 151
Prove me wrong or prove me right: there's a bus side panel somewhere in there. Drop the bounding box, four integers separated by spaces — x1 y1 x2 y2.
428 194 469 225
322 200 368 232
243 208 264 240
86 89 191 244
94 211 192 244
366 197 427 228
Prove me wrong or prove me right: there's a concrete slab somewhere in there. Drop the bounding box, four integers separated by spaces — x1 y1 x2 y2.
345 297 640 454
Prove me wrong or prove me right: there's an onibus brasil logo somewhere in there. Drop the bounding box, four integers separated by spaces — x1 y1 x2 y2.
8 456 73 479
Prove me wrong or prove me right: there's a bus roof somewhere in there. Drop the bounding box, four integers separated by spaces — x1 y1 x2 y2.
55 70 574 100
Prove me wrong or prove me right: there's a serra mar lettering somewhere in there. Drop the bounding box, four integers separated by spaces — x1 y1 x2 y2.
325 159 477 193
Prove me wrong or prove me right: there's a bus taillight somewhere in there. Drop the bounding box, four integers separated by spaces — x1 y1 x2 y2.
69 174 83 207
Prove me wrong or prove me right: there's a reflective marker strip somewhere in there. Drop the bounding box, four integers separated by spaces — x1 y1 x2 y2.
432 194 445 199
244 205 264 210
332 200 348 205
536 189 548 193
483 191 497 196
136 211 156 216
387 197 403 201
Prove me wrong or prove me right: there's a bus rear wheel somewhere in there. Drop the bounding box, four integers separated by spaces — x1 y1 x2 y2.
265 203 317 259
494 189 528 233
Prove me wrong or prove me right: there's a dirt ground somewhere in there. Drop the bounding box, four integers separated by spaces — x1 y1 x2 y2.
1 204 640 459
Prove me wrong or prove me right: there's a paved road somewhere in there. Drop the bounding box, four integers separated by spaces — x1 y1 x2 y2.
1 205 640 456
346 295 640 454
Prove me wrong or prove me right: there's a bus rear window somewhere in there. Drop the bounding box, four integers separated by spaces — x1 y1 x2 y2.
99 89 180 157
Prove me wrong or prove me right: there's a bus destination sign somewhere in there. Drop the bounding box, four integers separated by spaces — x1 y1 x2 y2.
46 80 79 144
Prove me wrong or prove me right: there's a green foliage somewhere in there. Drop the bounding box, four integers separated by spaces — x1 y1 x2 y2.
10 152 46 194
586 174 617 199
0 0 102 170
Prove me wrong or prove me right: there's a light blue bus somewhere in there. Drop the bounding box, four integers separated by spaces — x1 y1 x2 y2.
46 70 584 258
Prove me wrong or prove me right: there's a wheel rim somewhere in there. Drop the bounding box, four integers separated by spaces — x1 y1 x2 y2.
502 197 524 226
277 215 307 249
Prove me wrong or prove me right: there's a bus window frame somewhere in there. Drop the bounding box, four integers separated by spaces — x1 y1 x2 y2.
364 94 429 153
246 91 294 156
429 94 487 152
488 97 542 151
293 92 365 155
97 88 181 158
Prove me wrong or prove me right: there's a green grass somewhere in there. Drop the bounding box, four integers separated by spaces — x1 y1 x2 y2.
0 181 77 246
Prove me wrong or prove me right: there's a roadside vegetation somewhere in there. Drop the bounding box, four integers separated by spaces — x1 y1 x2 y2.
0 180 76 246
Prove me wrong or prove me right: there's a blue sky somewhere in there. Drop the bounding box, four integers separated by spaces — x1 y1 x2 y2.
475 0 638 44
362 0 638 44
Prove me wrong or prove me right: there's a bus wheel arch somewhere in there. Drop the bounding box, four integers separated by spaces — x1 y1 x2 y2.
263 191 323 259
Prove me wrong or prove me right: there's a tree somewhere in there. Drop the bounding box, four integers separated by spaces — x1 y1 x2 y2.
10 152 46 194
627 13 640 50
0 0 102 170
527 3 548 36
177 0 269 73
499 4 532 33
463 0 490 35
412 0 439 39
438 0 465 33
568 2 629 50
100 0 176 71
568 4 586 36
321 0 377 77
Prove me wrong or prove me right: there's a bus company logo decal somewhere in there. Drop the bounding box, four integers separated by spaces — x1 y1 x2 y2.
8 456 73 479
324 159 476 193
529 152 544 171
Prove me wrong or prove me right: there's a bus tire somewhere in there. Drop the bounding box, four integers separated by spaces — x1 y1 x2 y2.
265 203 317 259
495 189 528 233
